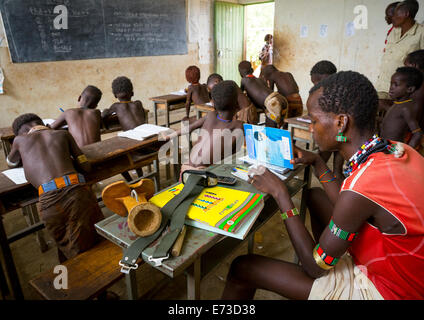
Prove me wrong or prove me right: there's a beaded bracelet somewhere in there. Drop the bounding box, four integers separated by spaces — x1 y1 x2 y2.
281 207 299 221
312 244 339 270
318 169 331 180
329 218 358 242
320 175 336 183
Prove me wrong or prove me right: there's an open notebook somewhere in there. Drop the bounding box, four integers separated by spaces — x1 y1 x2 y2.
118 124 170 141
149 184 264 240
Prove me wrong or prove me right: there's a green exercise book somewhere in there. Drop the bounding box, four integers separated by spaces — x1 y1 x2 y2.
149 184 264 240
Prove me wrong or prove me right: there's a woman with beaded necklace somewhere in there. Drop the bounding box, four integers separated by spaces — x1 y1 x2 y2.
221 71 424 300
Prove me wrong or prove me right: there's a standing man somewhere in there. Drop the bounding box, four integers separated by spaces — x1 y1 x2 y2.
375 0 423 109
383 2 400 53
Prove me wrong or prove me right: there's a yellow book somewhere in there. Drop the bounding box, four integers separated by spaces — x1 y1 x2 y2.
149 183 263 233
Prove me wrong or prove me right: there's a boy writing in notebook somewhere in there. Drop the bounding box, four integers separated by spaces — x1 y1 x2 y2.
102 76 146 131
165 81 244 177
7 113 103 263
207 73 258 124
262 64 303 118
239 61 287 128
381 67 423 150
49 85 102 148
184 66 210 120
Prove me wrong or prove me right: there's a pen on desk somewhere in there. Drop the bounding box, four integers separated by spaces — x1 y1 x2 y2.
59 107 65 113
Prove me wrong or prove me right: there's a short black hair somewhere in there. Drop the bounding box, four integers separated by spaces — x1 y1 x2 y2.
309 71 378 134
211 80 238 111
207 73 223 85
262 65 277 78
310 60 337 76
387 1 400 10
238 61 253 76
82 85 102 107
395 66 424 89
185 65 201 84
12 113 43 136
406 50 424 71
264 34 272 42
112 76 133 96
396 0 419 19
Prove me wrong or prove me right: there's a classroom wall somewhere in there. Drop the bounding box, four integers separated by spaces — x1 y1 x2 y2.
273 0 424 108
0 0 215 127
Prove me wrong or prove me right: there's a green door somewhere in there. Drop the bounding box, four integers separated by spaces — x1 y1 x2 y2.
215 1 244 84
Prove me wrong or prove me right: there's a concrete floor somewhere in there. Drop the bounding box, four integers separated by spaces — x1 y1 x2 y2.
0 109 321 300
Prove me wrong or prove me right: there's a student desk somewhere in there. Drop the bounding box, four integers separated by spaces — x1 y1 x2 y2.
0 135 165 300
149 94 187 128
284 116 317 151
194 104 214 119
95 161 312 300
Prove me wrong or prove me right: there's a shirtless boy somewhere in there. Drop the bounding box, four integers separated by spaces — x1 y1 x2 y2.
50 86 102 148
262 64 303 118
404 50 424 117
102 76 146 131
239 61 287 128
166 81 244 176
7 113 103 262
184 66 210 119
381 66 423 150
207 73 258 124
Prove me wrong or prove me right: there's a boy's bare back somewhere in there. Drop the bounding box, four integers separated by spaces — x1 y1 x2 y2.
9 130 81 187
63 108 101 147
189 111 244 167
241 77 273 108
107 101 146 131
269 71 299 96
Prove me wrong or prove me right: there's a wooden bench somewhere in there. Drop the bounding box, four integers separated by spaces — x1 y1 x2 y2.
29 240 126 300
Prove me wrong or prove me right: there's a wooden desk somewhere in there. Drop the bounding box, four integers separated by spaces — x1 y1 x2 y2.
95 162 311 300
149 94 187 128
194 104 214 119
284 116 316 151
0 135 165 300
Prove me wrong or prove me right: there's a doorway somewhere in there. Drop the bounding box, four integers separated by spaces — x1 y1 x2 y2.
214 1 275 83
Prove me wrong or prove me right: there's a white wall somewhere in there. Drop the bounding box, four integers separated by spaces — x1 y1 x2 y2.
274 0 424 107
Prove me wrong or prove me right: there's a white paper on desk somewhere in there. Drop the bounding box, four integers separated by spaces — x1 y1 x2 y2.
170 90 187 96
3 168 27 184
43 119 68 129
118 124 170 141
205 102 213 106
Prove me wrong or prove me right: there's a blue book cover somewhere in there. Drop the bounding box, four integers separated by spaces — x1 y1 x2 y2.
243 124 294 170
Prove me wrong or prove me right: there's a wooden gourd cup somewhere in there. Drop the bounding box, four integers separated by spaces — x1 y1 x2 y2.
102 179 162 237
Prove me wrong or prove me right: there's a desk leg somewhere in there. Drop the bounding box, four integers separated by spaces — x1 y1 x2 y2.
154 102 158 125
0 215 23 300
186 258 201 300
166 104 170 128
1 140 11 159
0 249 9 298
125 268 138 300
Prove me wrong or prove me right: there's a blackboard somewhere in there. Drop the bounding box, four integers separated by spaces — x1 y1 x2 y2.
0 0 187 63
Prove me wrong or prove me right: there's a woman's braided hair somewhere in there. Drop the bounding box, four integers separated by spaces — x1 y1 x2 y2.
309 71 378 134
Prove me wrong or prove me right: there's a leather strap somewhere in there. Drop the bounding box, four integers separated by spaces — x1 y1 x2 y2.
119 174 204 272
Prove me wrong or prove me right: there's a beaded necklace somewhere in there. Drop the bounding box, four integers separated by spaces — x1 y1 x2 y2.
394 99 412 105
28 125 50 135
343 134 390 176
216 114 232 123
246 74 255 78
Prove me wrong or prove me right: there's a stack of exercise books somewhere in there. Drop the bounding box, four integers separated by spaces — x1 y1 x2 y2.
118 124 170 141
149 184 264 240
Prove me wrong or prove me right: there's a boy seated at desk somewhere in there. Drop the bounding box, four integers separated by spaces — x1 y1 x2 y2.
7 113 104 263
207 73 258 124
238 61 288 128
380 67 424 153
102 76 146 131
102 76 146 181
404 50 424 125
165 80 244 178
184 65 210 120
49 85 102 148
262 64 303 118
